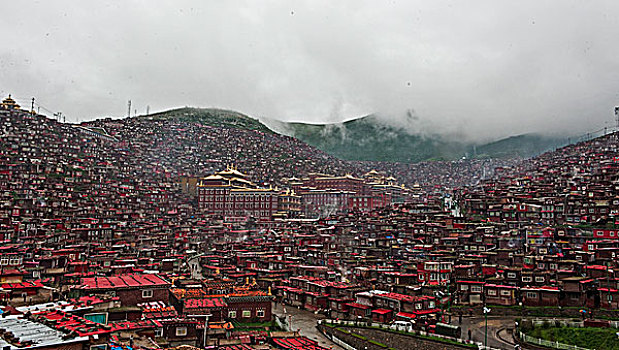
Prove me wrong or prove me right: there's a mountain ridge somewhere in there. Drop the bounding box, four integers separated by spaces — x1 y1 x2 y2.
144 107 569 163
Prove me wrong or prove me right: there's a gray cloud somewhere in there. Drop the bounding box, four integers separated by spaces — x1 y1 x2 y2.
1 1 619 141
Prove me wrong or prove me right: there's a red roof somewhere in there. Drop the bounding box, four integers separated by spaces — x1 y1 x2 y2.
396 311 417 319
521 286 560 292
34 310 113 337
80 274 170 289
411 308 441 315
1 280 44 290
379 292 435 303
184 297 227 309
272 337 331 350
372 308 392 315
109 319 161 331
484 284 517 289
345 302 370 310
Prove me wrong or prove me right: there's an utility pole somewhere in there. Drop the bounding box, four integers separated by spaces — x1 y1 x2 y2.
188 314 211 348
127 100 132 118
483 306 491 348
146 105 150 115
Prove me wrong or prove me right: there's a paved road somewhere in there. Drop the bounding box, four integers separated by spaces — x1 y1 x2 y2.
457 315 518 349
272 302 342 349
272 304 518 350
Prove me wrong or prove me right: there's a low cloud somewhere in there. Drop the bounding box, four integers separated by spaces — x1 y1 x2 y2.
1 1 618 141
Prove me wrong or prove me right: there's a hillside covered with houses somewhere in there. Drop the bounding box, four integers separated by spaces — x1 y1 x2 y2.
2 94 619 349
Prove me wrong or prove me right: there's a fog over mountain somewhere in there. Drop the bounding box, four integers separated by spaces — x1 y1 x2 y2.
2 1 619 141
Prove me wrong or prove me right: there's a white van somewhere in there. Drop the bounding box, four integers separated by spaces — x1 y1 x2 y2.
393 320 413 332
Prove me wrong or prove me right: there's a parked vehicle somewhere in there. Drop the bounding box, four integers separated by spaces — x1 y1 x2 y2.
393 320 414 332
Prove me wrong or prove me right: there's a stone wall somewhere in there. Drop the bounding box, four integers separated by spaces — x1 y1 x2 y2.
453 305 619 319
318 324 473 350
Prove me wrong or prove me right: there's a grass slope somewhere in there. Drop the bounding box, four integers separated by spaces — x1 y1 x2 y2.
286 116 466 163
472 133 568 159
144 107 274 133
142 108 569 163
285 115 567 163
526 326 619 349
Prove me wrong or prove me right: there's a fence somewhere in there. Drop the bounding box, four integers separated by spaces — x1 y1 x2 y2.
320 330 357 350
530 319 583 328
319 319 503 350
275 315 289 331
517 330 591 350
528 318 619 329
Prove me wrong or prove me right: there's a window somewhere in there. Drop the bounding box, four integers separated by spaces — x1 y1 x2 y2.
535 276 545 283
176 326 187 337
228 310 237 318
487 289 497 296
142 289 154 298
471 286 482 293
155 328 163 337
507 272 516 279
460 285 469 291
90 345 107 350
257 309 265 317
522 276 532 283
242 310 251 318
526 292 538 298
500 290 512 296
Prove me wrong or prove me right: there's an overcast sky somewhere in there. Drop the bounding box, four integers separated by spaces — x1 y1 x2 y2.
2 1 619 141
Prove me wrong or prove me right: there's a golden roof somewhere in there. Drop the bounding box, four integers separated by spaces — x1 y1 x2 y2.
1 94 20 110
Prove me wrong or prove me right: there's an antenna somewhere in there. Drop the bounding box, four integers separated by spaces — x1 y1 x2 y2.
127 100 132 118
30 97 35 114
146 105 150 115
615 106 619 136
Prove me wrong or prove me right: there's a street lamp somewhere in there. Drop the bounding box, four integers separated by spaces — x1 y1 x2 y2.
188 314 212 348
483 306 491 348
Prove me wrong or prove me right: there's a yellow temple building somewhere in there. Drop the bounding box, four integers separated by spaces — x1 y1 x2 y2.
0 95 20 110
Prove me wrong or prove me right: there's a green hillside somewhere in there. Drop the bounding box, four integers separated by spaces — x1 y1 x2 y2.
286 115 466 163
144 107 274 133
142 108 569 163
283 114 569 163
472 134 568 159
